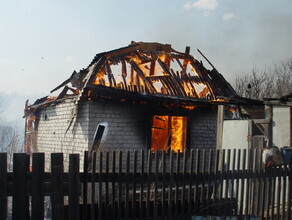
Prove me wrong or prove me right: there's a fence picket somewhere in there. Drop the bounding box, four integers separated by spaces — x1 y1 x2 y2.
125 151 130 219
154 150 159 219
235 149 241 216
266 167 273 220
261 159 267 219
230 149 236 215
225 149 231 215
32 153 45 220
245 149 251 215
239 149 246 216
105 151 109 219
282 165 288 220
0 153 7 220
118 151 122 219
146 150 152 219
68 154 80 220
161 150 166 219
251 149 257 216
200 149 206 215
187 149 194 217
91 152 96 220
276 161 282 220
256 149 262 217
168 150 174 219
287 164 292 219
12 153 30 220
51 153 64 220
97 151 102 220
83 151 88 220
111 151 116 219
271 166 277 220
175 151 180 217
194 149 200 214
139 150 144 219
207 149 214 215
181 150 187 217
132 150 137 219
218 149 225 215
213 150 220 216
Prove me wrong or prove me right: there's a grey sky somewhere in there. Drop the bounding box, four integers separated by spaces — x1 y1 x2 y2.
1 0 292 123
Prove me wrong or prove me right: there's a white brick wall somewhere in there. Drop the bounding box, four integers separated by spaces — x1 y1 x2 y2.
87 101 148 152
35 98 90 171
34 98 218 170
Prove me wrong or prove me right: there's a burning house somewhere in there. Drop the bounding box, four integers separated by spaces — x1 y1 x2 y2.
24 42 252 169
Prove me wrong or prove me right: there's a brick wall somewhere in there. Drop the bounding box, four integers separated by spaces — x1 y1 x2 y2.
87 101 149 151
189 108 217 149
35 98 90 171
34 98 218 170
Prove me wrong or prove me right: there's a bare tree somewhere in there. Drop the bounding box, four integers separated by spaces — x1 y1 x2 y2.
0 94 21 170
235 60 292 100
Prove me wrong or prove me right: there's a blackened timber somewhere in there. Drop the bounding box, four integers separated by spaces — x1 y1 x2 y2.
189 60 216 100
85 85 231 108
159 77 172 95
121 61 128 90
105 61 114 87
92 55 106 79
185 73 199 98
130 61 157 93
168 76 184 97
136 74 141 93
170 69 189 97
157 58 186 97
196 49 237 96
168 76 183 96
50 78 70 93
121 60 127 78
73 55 106 107
150 60 155 76
175 57 184 71
160 77 178 96
177 71 192 97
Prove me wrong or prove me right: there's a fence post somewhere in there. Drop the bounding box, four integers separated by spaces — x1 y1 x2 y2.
82 151 88 220
51 153 64 220
12 153 30 220
139 150 144 219
32 153 45 220
287 164 292 220
69 154 80 220
0 153 7 220
146 150 152 219
91 152 96 220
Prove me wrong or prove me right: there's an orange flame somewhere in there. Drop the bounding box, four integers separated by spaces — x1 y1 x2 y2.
170 116 187 152
151 115 187 152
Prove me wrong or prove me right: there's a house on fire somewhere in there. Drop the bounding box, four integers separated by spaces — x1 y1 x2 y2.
24 42 259 168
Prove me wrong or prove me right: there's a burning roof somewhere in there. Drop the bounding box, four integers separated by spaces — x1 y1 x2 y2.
27 42 244 112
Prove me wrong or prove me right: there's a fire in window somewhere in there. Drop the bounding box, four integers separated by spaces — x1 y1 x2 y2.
151 115 187 152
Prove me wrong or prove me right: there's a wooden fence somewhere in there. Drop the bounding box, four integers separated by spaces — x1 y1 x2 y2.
0 149 292 220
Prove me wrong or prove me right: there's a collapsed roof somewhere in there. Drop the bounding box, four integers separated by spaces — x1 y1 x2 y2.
27 42 262 113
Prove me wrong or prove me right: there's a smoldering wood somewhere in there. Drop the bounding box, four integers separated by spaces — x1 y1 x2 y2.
130 61 157 93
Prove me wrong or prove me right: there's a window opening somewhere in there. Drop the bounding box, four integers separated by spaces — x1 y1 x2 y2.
92 125 105 150
151 115 187 152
